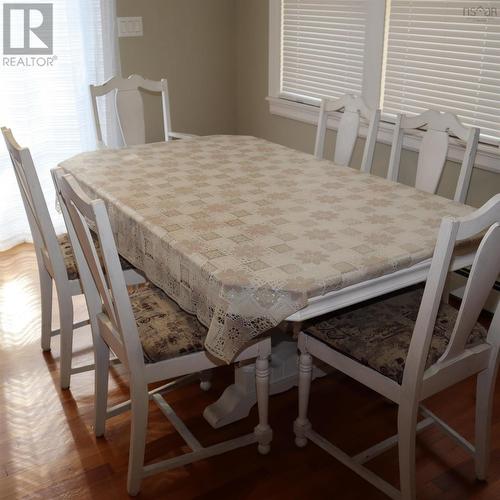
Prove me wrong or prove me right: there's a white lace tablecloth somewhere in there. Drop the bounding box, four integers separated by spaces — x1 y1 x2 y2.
60 135 475 362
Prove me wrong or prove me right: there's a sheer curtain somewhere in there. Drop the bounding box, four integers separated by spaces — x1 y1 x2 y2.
0 0 121 251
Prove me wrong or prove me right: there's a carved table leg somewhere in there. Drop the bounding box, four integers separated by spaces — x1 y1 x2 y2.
203 332 327 428
254 354 272 454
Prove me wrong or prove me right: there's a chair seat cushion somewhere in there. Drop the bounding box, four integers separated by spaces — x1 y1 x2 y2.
58 233 135 281
305 289 488 384
128 283 207 363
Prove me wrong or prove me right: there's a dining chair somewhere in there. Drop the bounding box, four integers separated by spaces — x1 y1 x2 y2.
1 127 143 389
387 110 480 204
53 168 273 496
90 74 195 148
314 94 380 173
294 194 500 499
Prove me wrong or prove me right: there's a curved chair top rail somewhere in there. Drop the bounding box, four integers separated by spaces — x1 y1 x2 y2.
1 126 23 155
322 94 375 121
90 74 166 97
399 109 476 142
454 193 500 241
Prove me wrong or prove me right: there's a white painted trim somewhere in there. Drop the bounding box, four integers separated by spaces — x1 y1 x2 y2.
267 97 500 173
362 0 386 109
268 0 281 99
285 252 475 322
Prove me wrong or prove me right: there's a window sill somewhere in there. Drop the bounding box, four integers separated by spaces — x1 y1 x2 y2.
267 96 500 174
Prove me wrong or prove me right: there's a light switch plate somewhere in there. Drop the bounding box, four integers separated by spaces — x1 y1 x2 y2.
118 17 143 37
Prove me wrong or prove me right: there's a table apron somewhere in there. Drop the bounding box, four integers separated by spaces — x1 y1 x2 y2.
286 252 475 322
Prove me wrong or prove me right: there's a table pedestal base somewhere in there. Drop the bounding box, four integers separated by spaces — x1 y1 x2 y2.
203 333 327 428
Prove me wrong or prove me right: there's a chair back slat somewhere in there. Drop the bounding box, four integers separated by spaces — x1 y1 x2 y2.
441 223 500 361
403 193 500 391
90 74 172 147
334 110 361 166
53 169 143 367
415 129 449 195
115 89 146 146
314 94 380 174
387 110 479 203
1 127 66 283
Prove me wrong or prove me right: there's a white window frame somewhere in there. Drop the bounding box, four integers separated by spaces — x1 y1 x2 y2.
268 0 500 173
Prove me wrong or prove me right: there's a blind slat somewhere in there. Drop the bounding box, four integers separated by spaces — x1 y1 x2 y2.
281 0 368 102
385 69 500 91
382 0 500 140
280 0 500 141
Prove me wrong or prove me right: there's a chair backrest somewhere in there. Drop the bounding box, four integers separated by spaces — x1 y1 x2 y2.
403 193 500 393
387 110 480 203
52 168 143 370
314 94 380 174
90 74 172 147
1 127 67 285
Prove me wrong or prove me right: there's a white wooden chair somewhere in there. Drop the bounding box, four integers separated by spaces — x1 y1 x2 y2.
387 110 480 203
314 94 380 173
294 194 500 499
53 168 272 496
90 74 195 148
1 127 143 389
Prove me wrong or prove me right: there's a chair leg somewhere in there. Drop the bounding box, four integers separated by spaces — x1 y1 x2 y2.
475 360 499 481
58 293 74 390
94 336 110 438
398 401 419 500
127 385 149 496
254 353 272 455
39 267 53 352
199 369 212 392
294 352 313 448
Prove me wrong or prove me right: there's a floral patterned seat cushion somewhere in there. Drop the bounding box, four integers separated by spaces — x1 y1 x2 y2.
305 288 488 384
128 283 207 363
58 233 135 281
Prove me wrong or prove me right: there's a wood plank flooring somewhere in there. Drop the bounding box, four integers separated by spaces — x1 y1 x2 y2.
1 244 500 499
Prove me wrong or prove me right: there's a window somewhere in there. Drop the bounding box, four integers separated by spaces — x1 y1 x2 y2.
382 0 500 143
271 0 385 108
269 0 500 166
0 0 120 251
280 1 369 104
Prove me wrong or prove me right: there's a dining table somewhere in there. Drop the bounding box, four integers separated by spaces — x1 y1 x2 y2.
60 134 477 428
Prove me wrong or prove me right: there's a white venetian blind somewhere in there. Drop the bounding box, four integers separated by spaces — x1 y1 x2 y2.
281 0 369 103
382 0 500 142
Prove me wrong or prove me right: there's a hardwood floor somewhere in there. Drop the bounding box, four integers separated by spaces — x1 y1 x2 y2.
1 244 500 499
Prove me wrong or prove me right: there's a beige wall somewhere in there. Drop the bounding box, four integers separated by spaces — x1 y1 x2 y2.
117 0 236 141
116 0 499 208
235 0 500 208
